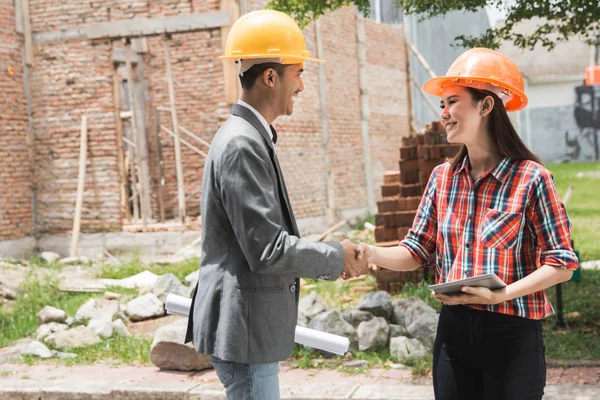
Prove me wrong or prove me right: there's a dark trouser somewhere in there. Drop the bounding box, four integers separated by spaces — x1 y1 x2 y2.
433 305 546 400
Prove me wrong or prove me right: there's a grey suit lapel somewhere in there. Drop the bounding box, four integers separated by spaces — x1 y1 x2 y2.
231 105 299 236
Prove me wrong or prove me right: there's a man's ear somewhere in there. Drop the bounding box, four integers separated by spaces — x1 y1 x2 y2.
481 96 494 117
262 68 276 88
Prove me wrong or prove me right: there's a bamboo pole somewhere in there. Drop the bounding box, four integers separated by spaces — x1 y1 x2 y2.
112 59 130 222
407 42 437 79
70 116 88 257
161 125 208 157
163 36 187 224
411 76 439 117
178 125 211 148
125 41 149 230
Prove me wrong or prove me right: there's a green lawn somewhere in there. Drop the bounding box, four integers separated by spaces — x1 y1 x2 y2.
547 162 600 262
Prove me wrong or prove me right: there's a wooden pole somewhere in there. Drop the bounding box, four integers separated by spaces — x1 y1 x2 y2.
21 0 34 65
220 0 241 104
161 125 208 157
154 109 166 223
407 42 437 79
163 36 187 224
411 76 439 117
125 41 149 230
112 59 130 222
70 116 88 257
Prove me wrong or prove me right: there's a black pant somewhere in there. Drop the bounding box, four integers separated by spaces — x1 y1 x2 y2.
433 305 546 400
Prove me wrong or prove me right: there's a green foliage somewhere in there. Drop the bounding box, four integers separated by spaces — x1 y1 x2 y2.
268 0 600 50
99 256 199 282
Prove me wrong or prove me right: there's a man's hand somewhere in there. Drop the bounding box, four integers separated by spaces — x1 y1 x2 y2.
355 242 373 262
341 239 368 279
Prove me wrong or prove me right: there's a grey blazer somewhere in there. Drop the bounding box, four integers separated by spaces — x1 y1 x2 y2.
185 104 345 364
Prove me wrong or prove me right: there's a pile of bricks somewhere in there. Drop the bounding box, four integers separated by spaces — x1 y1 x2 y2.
372 122 461 292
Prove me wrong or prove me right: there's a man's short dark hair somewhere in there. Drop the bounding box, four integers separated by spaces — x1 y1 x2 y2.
239 62 286 90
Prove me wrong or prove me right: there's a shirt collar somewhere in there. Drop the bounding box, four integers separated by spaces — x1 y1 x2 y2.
237 99 273 143
453 155 512 183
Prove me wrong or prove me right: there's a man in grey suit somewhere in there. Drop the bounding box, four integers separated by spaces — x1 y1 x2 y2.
184 10 369 400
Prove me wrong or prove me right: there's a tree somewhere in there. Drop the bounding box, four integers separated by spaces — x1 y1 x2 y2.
267 0 600 51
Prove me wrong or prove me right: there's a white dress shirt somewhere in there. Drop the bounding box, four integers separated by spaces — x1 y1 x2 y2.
237 99 275 147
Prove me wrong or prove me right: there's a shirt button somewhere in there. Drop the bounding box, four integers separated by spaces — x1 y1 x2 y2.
289 284 296 293
465 243 471 248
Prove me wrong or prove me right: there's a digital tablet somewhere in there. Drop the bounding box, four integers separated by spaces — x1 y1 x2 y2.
428 273 506 295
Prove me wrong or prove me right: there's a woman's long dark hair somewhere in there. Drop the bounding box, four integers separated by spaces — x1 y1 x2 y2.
449 87 542 170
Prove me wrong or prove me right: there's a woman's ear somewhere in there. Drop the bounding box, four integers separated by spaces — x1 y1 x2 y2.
481 96 494 117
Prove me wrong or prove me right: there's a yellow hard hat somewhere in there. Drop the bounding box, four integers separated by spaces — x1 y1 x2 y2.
423 48 528 112
220 10 325 64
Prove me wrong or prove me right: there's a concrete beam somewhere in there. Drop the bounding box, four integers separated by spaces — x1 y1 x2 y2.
32 11 231 43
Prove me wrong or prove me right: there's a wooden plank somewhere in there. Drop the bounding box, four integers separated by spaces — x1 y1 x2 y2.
408 42 437 79
164 37 187 224
112 52 130 222
154 109 166 223
111 48 141 64
70 116 88 257
21 0 34 65
33 12 231 43
411 76 439 116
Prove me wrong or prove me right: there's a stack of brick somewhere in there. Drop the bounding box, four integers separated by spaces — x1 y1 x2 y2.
372 121 461 292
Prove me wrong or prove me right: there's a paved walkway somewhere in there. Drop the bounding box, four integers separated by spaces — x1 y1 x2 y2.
0 363 599 399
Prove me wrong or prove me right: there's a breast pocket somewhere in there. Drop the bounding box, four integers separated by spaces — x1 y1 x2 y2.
481 209 523 249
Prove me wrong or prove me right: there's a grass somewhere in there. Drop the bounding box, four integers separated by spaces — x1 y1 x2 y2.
547 161 600 262
98 256 199 282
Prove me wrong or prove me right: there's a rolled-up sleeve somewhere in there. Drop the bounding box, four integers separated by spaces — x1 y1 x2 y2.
399 164 442 265
528 169 579 270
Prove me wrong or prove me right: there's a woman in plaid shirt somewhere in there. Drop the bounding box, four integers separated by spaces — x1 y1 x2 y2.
357 48 579 400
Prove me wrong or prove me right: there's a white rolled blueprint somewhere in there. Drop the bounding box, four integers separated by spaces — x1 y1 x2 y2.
165 294 349 355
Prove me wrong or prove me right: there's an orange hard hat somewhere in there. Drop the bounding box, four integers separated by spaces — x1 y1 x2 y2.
220 10 324 64
423 48 528 111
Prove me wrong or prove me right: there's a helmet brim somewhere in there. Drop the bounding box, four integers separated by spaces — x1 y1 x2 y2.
220 54 325 63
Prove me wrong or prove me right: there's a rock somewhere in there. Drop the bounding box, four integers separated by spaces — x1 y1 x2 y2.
75 299 119 323
342 310 374 328
308 310 358 351
152 273 189 303
311 359 338 367
343 360 369 369
101 270 158 291
37 306 67 324
185 270 199 286
355 291 393 320
65 317 75 327
104 291 121 300
45 326 101 349
87 319 113 339
36 322 68 341
112 319 132 337
150 319 212 371
52 350 78 359
357 317 389 352
406 312 439 350
297 312 308 327
40 251 60 264
391 297 437 327
0 282 18 300
298 292 327 322
388 324 409 340
126 293 165 322
20 340 52 359
388 363 409 369
60 256 89 265
390 336 429 361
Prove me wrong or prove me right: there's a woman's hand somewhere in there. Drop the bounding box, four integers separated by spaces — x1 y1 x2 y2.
433 286 507 306
355 242 373 262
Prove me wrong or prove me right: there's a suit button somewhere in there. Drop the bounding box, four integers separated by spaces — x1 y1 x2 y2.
289 284 296 293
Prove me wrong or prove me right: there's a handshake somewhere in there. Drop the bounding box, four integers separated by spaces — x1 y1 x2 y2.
340 239 372 279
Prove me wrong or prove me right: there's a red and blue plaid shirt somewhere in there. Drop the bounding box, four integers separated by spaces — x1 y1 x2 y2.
400 156 579 320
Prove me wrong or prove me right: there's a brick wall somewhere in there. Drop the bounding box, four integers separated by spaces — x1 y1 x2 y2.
0 0 33 241
2 1 412 241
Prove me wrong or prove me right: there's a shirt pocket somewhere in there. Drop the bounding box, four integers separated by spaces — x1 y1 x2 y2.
481 209 523 249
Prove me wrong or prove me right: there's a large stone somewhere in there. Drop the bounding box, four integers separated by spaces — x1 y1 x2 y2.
342 310 374 328
75 299 119 323
185 270 199 286
297 312 308 327
406 312 439 350
45 326 101 349
152 273 189 303
150 319 212 371
126 293 165 322
355 291 393 320
112 319 132 337
36 322 68 341
37 306 67 324
357 317 389 352
40 251 60 264
87 319 113 339
388 324 409 340
0 282 18 300
20 340 53 359
298 292 328 322
390 336 429 361
391 297 437 328
308 310 358 351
